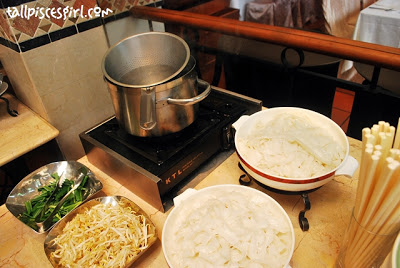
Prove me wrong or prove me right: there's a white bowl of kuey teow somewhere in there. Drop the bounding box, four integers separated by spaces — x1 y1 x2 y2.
233 107 359 192
162 184 295 268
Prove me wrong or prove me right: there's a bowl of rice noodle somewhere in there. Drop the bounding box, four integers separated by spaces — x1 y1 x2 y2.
162 185 295 268
233 107 359 192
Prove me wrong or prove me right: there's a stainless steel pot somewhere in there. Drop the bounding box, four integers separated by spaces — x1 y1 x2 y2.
103 33 211 136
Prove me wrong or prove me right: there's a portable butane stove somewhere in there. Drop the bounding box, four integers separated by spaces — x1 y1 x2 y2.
80 87 262 211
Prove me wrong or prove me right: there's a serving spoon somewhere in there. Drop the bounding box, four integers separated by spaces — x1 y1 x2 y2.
34 172 65 223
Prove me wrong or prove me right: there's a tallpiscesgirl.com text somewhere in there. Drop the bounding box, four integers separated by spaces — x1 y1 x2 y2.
5 5 113 20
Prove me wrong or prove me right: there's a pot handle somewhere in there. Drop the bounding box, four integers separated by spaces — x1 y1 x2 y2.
140 86 156 130
167 79 211 105
336 155 359 178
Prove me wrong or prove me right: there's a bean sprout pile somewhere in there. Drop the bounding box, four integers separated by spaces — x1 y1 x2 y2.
49 201 155 268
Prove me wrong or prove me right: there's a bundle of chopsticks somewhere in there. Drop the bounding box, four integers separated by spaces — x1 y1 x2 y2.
340 119 400 267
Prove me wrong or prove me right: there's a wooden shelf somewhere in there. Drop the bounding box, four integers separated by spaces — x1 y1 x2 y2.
0 94 59 166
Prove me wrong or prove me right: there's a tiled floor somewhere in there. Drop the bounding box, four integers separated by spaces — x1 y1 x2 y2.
331 88 355 133
331 66 366 133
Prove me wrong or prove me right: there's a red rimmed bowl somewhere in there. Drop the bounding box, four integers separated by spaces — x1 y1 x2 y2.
233 107 358 192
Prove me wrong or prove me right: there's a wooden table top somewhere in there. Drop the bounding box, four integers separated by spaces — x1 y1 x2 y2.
0 135 363 268
0 93 59 166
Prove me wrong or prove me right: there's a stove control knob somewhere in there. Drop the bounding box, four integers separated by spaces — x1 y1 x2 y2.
222 124 233 150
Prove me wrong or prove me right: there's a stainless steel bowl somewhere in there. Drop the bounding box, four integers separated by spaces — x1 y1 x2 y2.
5 161 103 233
44 196 157 268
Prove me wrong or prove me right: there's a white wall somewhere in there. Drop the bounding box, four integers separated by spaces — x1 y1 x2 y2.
104 16 165 46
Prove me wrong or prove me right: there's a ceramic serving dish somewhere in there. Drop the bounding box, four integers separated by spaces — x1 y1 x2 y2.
381 231 400 268
233 107 359 191
162 184 295 268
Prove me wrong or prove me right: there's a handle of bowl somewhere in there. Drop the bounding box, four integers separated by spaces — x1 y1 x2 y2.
336 155 359 178
167 79 211 105
140 86 156 130
173 188 197 207
231 115 250 131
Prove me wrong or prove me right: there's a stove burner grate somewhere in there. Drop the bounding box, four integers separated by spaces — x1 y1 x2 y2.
104 110 221 165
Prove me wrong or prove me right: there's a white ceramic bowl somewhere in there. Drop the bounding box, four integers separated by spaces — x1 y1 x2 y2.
162 184 295 268
393 232 400 268
233 107 359 192
381 231 400 268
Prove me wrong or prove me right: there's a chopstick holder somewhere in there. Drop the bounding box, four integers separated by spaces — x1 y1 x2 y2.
337 118 400 268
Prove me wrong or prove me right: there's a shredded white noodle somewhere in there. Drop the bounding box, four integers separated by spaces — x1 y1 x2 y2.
49 201 155 268
165 189 293 268
237 112 346 178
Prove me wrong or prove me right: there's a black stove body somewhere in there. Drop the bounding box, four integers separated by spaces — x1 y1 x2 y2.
80 87 262 211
